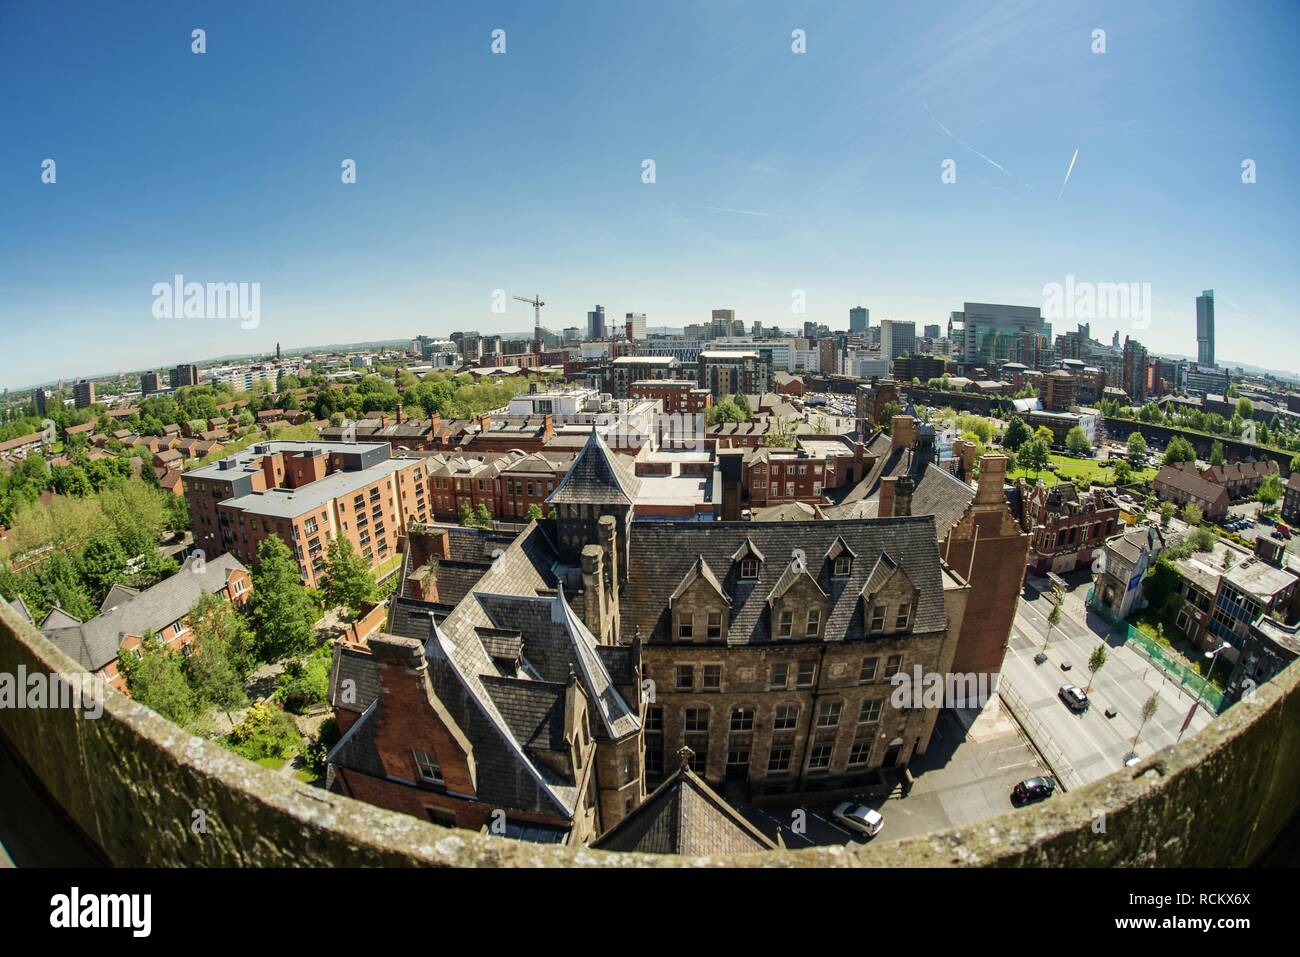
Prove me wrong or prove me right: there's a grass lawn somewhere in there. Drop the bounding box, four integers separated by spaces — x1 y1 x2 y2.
254 755 289 771
293 767 324 786
1007 453 1157 487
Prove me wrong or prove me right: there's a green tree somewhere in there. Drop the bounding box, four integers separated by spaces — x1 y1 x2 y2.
1257 474 1284 512
120 633 200 727
1135 693 1160 748
1127 431 1149 462
1113 460 1134 486
1183 502 1203 527
1163 436 1196 465
1210 440 1225 467
474 503 493 529
525 503 543 522
1159 501 1175 528
1003 416 1032 452
1042 590 1063 653
1065 426 1092 456
322 535 377 617
248 536 318 661
1084 644 1107 694
183 592 253 722
1019 437 1051 481
79 534 128 600
1034 425 1056 446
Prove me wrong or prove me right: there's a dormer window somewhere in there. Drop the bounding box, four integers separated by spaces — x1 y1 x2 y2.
777 608 794 638
707 611 722 639
741 559 759 580
869 604 886 634
413 749 443 785
895 603 912 631
806 608 822 636
834 555 852 577
678 615 694 640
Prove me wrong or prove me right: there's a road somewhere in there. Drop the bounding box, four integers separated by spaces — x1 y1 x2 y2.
999 578 1214 789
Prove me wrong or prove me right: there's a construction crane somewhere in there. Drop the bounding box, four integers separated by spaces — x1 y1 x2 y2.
513 294 545 354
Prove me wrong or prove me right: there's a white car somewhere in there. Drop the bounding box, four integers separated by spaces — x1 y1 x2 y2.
833 802 884 837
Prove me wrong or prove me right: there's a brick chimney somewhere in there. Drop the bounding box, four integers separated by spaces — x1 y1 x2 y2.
891 415 916 453
895 475 914 517
396 403 403 425
976 454 1009 507
879 476 897 518
379 412 390 429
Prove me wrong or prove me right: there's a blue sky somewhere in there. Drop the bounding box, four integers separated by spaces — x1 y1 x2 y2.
2 0 1298 389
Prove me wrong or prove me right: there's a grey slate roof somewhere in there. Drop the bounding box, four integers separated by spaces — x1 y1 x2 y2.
40 553 248 672
623 517 947 645
592 758 776 854
546 430 641 506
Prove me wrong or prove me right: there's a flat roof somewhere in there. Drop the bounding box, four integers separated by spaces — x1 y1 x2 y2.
186 440 390 480
634 475 710 506
220 456 418 519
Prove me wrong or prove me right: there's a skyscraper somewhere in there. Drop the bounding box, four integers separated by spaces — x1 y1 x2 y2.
849 306 869 333
625 312 647 340
879 320 917 362
587 305 606 340
1196 290 1216 367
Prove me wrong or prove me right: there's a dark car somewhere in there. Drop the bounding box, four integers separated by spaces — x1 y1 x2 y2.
1012 776 1057 804
1059 683 1089 713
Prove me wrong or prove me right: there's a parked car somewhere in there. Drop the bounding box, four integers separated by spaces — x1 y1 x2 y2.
1059 683 1089 713
832 802 884 837
1012 776 1057 804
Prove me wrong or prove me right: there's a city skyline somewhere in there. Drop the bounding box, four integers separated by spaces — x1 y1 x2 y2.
3 1 1298 387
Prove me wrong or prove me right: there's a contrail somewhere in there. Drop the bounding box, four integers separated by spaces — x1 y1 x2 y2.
923 100 1025 183
1058 149 1079 199
687 204 790 220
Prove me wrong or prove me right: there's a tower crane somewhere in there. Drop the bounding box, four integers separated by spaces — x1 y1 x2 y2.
513 294 545 354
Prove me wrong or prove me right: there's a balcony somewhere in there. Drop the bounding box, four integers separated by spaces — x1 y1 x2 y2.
2 597 1298 867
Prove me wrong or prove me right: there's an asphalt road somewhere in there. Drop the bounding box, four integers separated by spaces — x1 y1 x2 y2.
1001 578 1214 789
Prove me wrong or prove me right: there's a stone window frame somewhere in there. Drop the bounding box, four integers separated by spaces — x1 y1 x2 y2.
806 741 834 773
895 602 912 631
869 603 886 634
859 656 879 683
883 655 903 679
859 698 883 724
847 736 873 767
816 699 843 729
767 746 793 774
796 659 817 688
741 558 760 580
675 664 694 691
730 706 755 732
776 607 794 638
706 610 723 640
701 664 723 693
805 607 822 637
834 554 852 577
684 707 710 733
769 662 790 690
773 703 800 732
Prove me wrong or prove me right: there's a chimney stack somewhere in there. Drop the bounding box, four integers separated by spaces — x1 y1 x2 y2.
895 475 914 517
976 454 1009 506
890 415 917 453
879 476 897 518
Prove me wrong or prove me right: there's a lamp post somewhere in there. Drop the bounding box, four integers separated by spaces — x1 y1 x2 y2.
1179 643 1226 741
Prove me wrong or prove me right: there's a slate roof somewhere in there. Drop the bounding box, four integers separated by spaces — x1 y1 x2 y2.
332 521 641 824
623 517 948 645
547 429 641 506
41 553 248 672
592 756 776 854
823 462 975 540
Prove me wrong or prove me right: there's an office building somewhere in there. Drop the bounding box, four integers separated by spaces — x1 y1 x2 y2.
1197 290 1216 367
73 379 95 409
626 312 647 341
850 306 869 334
879 320 917 362
588 305 607 341
171 364 199 389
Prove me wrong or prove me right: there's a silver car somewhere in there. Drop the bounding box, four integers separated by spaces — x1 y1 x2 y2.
833 802 884 837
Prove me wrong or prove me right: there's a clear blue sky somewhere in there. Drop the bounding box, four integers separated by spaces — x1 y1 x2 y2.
2 0 1298 390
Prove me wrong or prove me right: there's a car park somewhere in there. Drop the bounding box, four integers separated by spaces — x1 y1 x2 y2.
832 802 884 837
1059 683 1089 713
1012 776 1056 804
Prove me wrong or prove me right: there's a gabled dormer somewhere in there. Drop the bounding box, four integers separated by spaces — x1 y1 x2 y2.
860 552 920 636
731 536 766 582
767 556 829 640
669 556 731 642
824 536 857 578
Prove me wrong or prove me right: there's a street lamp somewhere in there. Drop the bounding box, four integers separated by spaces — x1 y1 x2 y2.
1179 643 1227 741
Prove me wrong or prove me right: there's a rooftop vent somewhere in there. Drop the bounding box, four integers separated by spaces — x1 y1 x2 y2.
217 459 235 470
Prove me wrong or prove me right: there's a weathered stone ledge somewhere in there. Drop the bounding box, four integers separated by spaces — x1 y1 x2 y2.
2 600 1295 866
